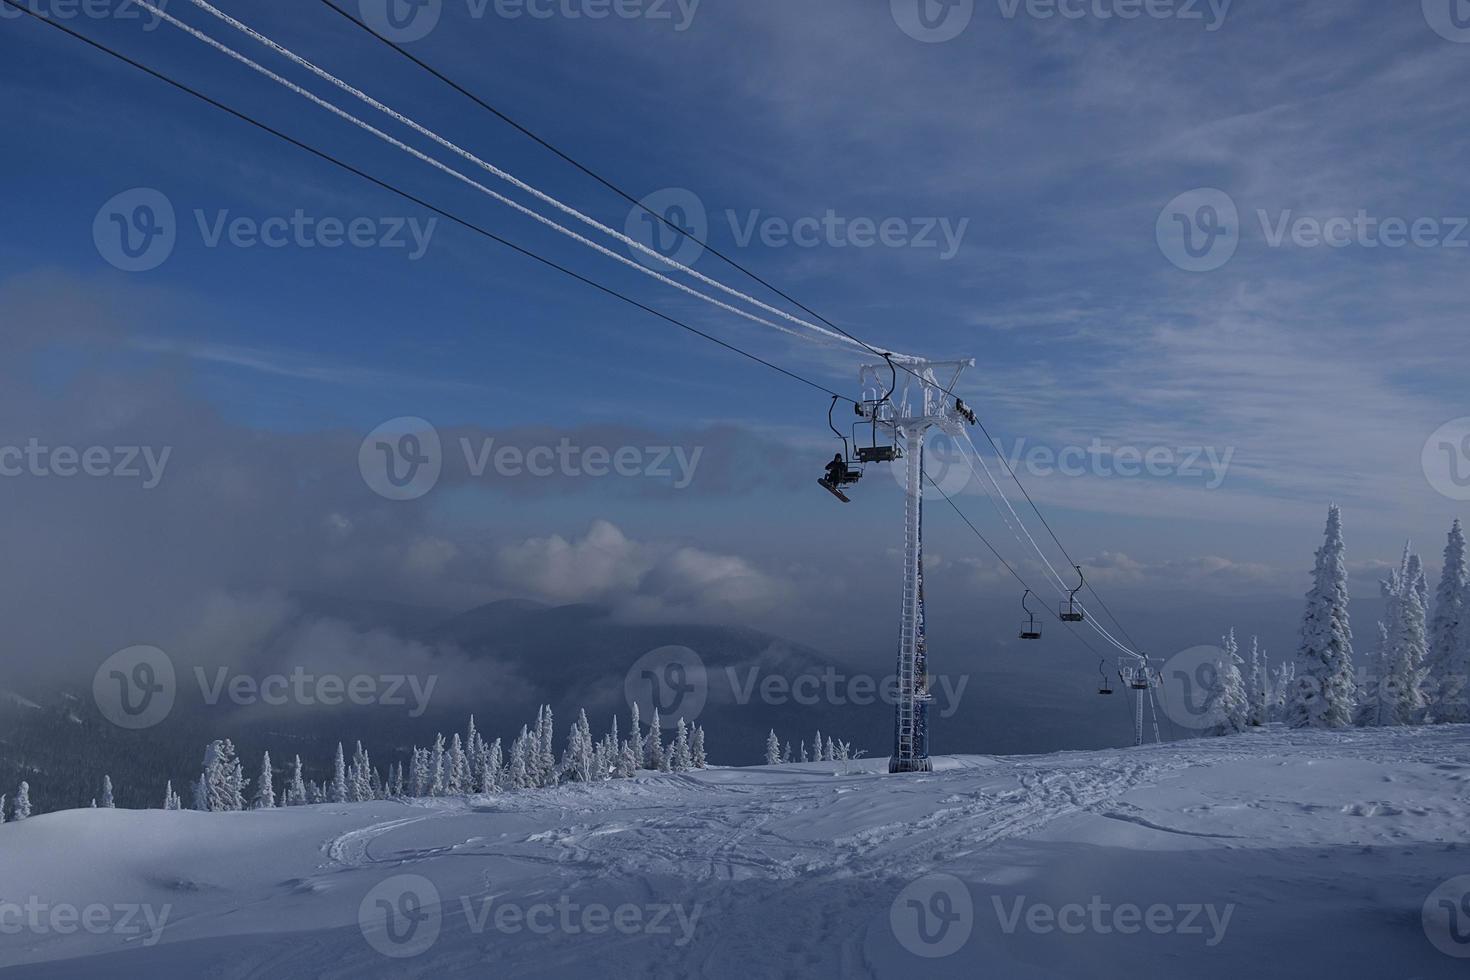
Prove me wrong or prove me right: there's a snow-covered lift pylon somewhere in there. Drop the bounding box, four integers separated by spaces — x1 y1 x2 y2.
866 357 976 774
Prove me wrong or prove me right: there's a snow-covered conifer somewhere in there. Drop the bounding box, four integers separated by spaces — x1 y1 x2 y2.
765 730 782 766
1212 628 1248 736
100 775 115 809
287 756 307 806
646 709 664 772
671 718 692 772
691 726 707 768
254 752 276 809
330 743 348 803
14 781 31 820
1246 636 1267 727
1287 505 1357 728
1427 520 1470 723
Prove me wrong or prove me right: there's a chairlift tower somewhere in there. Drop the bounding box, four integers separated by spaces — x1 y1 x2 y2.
868 357 975 774
1119 660 1162 747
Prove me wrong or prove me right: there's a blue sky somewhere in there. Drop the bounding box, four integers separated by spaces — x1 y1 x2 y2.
2 0 1468 685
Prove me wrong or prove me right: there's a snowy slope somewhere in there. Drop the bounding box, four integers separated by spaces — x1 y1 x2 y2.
2 727 1469 978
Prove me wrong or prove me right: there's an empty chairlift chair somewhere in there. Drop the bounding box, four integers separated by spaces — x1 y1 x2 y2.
1058 565 1086 623
1019 590 1042 640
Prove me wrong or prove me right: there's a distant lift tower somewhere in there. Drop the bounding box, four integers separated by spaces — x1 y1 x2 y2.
874 357 976 774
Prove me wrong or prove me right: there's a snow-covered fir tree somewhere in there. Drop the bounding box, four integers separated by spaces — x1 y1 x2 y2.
286 756 307 806
1212 628 1248 736
447 734 467 795
330 743 348 804
691 726 706 769
645 708 665 772
765 730 782 765
430 734 446 796
1269 660 1295 722
1287 505 1357 728
202 740 245 812
1358 617 1395 728
254 752 276 809
1387 552 1429 725
100 775 115 808
163 781 181 811
1426 519 1469 723
14 781 31 820
670 718 692 771
1246 636 1267 727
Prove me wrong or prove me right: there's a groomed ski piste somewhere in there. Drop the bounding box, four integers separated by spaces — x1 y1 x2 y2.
3 726 1469 978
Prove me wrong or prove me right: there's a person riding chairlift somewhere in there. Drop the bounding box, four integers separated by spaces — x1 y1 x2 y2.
823 453 848 486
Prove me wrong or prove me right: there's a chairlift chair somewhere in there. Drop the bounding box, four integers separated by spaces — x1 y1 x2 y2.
1058 564 1086 622
1018 590 1042 640
1097 660 1113 695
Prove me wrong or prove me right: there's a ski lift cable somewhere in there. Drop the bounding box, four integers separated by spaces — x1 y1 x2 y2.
970 418 1148 655
19 1 1147 735
952 431 1146 662
312 0 969 404
178 0 878 356
2 2 853 408
957 430 1142 660
137 0 859 354
923 473 1111 665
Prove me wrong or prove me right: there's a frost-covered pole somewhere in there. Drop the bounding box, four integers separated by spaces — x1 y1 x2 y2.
878 358 973 774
